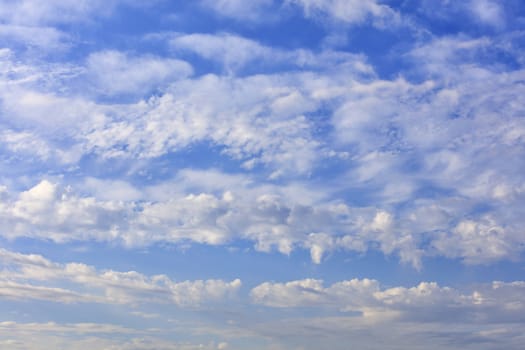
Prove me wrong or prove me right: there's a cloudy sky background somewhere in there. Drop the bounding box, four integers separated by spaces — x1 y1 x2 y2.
0 0 524 348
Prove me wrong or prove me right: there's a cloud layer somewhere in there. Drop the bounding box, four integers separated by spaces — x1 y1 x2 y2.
0 248 241 306
1 0 524 349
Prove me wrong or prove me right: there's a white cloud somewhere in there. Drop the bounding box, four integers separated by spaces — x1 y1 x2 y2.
0 129 53 161
287 0 401 27
82 177 142 201
251 278 525 323
0 322 222 350
200 0 274 21
0 24 68 51
170 32 374 74
86 51 193 96
0 179 395 264
431 217 518 264
1 180 126 242
0 281 98 303
0 0 130 26
1 43 371 174
82 73 324 174
469 0 505 28
170 33 274 71
0 248 241 306
0 0 155 53
1 171 523 268
0 321 137 334
217 342 229 350
247 316 525 350
1 30 524 268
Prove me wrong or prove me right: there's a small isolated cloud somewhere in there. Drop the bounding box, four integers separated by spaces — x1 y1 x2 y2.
217 342 228 350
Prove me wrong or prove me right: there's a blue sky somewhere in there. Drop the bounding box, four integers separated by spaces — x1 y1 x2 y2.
0 0 524 349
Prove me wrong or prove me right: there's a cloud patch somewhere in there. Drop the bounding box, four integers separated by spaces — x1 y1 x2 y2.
0 248 241 306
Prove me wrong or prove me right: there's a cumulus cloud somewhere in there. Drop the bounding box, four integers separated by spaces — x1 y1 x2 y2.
0 180 127 242
1 170 524 268
0 248 241 306
245 278 525 349
0 178 402 264
251 278 525 323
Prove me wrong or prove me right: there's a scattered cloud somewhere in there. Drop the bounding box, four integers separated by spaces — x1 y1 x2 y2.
0 1 524 348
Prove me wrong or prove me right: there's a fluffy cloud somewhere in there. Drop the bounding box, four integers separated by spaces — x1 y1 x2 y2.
0 178 410 264
1 180 127 242
242 278 525 349
1 171 524 268
251 278 525 323
81 73 325 173
0 248 241 306
0 18 523 269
